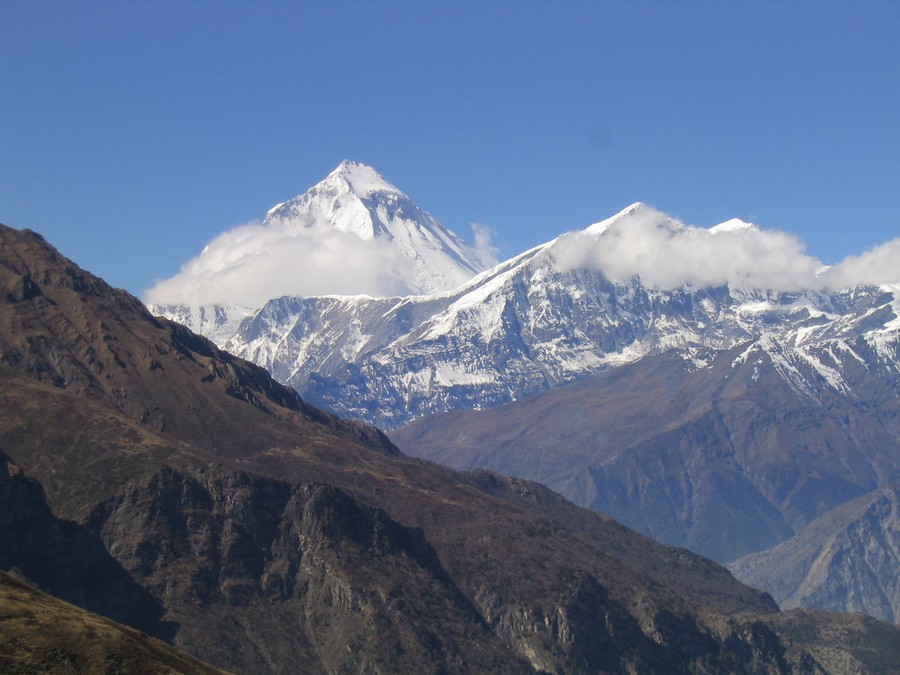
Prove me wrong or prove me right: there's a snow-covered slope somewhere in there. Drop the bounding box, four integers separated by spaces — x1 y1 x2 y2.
212 203 900 429
148 161 492 336
262 160 489 294
149 170 899 430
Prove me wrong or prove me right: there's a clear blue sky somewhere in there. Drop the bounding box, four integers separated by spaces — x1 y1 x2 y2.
2 0 898 297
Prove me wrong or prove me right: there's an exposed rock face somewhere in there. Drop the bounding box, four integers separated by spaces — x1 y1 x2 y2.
81 463 843 674
87 466 518 674
0 451 171 638
3 221 900 673
729 484 900 624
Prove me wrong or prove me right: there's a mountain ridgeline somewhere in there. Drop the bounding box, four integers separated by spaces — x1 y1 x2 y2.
150 177 898 435
150 162 900 626
4 220 900 672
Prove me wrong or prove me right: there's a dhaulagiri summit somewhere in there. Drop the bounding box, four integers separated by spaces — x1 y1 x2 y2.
263 160 492 292
147 160 496 341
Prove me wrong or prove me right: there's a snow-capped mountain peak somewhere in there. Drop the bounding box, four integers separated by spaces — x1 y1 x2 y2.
259 160 489 291
266 160 400 221
709 218 756 234
582 201 657 237
329 159 401 198
146 162 495 335
266 159 396 211
264 160 407 240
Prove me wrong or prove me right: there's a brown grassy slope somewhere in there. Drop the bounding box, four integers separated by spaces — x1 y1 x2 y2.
0 224 396 462
0 572 226 674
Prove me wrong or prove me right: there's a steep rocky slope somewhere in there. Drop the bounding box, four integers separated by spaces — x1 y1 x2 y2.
0 223 397 461
3 221 900 673
729 484 900 624
393 344 900 564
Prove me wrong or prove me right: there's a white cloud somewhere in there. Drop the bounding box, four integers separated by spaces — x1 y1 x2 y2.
551 206 899 291
146 203 899 308
144 220 418 307
821 238 900 288
470 222 500 269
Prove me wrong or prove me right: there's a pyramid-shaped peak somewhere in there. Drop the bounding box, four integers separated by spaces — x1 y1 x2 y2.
620 201 650 214
249 161 491 296
583 202 666 236
324 160 402 198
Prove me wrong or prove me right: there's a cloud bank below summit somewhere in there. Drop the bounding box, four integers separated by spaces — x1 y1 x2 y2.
144 219 498 307
552 206 900 292
145 205 899 308
144 221 420 307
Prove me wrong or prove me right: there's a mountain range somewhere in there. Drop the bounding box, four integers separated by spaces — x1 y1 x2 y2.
5 211 900 671
150 169 899 434
11 221 900 671
149 162 900 625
